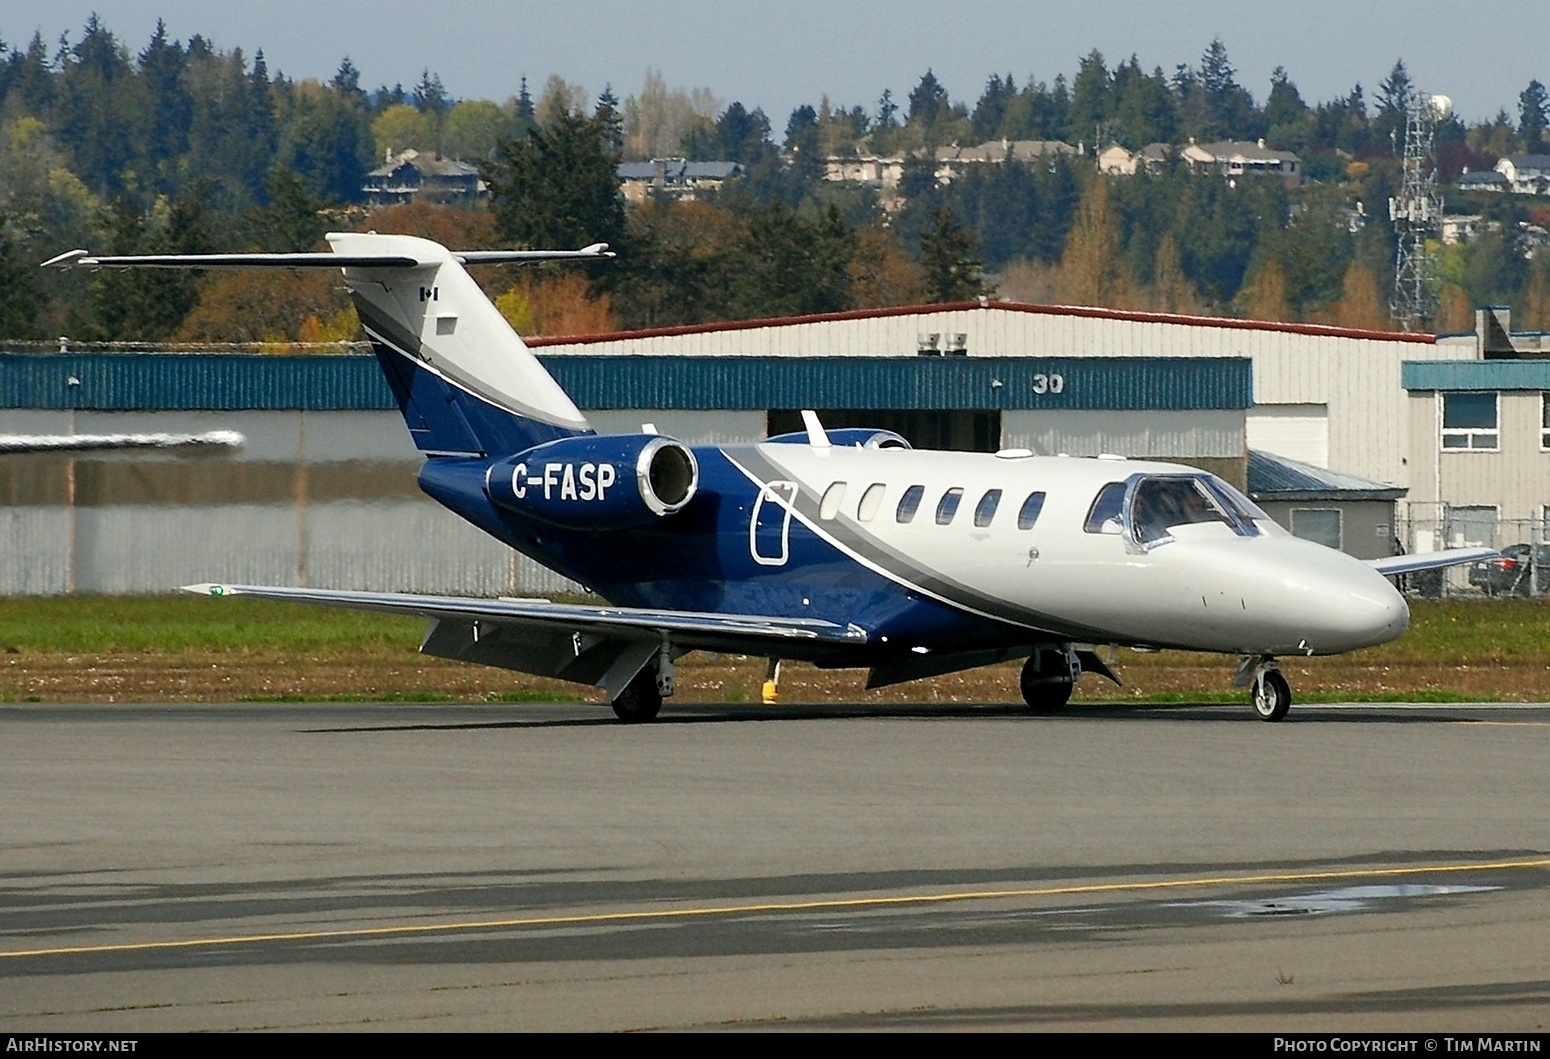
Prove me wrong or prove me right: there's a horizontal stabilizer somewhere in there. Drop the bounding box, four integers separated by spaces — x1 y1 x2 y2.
41 243 613 270
183 583 868 653
1366 547 1500 576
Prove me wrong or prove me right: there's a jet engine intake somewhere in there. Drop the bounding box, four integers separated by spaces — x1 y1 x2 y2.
485 433 698 529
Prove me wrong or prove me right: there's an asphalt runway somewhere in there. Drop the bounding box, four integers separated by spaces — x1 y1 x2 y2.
2 699 1548 1032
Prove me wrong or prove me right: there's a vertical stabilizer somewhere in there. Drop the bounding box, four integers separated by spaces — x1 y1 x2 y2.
330 232 593 456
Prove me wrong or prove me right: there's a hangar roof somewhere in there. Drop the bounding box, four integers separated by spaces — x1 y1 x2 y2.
1402 359 1550 391
1247 449 1406 502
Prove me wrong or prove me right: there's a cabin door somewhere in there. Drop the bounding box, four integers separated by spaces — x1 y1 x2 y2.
750 480 797 566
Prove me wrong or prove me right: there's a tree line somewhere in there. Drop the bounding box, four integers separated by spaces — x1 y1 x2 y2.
2 16 1549 344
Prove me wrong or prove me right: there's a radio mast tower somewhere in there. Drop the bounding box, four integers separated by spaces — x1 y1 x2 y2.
1389 91 1450 331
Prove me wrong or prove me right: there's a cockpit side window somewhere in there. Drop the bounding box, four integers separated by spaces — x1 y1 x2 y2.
1083 482 1128 534
1130 477 1232 543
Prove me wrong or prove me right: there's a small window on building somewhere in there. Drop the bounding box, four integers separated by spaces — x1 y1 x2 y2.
1290 508 1342 550
935 487 964 525
973 489 1002 527
819 482 847 521
1441 391 1499 450
1083 482 1128 534
1017 491 1046 530
857 483 886 522
896 484 925 524
1542 393 1550 450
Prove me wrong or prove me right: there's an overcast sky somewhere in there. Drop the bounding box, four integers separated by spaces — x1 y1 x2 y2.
4 1 1543 126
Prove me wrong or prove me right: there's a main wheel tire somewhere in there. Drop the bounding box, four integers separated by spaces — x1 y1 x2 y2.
1020 650 1074 713
1252 668 1291 722
611 670 663 723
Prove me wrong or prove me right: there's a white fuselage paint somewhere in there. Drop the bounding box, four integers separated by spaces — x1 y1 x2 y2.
733 444 1409 657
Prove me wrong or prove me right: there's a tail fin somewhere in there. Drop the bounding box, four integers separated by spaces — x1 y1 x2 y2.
330 233 592 456
45 233 610 458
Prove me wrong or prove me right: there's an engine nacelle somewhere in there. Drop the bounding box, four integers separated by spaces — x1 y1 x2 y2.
485 433 698 530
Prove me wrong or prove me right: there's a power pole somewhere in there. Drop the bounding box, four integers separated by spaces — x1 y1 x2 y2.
1389 91 1449 331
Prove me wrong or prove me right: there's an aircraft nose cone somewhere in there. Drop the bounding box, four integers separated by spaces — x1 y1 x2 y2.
1340 574 1409 648
1254 541 1411 655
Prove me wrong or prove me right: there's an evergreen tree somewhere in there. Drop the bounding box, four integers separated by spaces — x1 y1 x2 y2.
332 57 364 100
920 206 984 302
729 203 854 317
1196 38 1257 140
1264 67 1311 150
0 216 38 338
247 169 329 251
1111 60 1176 147
876 88 899 131
1067 50 1110 148
783 104 822 189
483 103 625 253
54 15 140 197
1374 60 1413 154
136 20 191 194
907 69 949 126
89 196 206 340
971 73 1016 142
1519 80 1548 153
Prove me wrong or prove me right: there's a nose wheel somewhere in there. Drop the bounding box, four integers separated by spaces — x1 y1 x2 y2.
1251 666 1291 722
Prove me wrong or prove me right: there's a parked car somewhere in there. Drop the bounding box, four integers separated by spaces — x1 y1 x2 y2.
1468 544 1550 596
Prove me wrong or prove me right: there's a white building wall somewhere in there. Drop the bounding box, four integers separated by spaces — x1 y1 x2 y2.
1001 409 1243 459
538 305 1475 487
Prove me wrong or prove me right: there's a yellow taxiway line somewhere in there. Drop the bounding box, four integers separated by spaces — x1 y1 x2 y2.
5 855 1547 961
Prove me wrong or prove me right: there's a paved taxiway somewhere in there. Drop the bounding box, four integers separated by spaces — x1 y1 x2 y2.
2 700 1548 1032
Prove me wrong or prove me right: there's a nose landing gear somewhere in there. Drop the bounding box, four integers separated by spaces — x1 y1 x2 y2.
1236 656 1291 722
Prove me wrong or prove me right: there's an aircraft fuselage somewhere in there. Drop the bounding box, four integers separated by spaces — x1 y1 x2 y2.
421 441 1409 663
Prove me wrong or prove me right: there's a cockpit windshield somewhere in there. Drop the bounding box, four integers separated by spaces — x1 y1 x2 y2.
1129 476 1238 544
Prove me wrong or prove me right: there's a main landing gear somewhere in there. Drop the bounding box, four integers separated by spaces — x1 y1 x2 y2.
610 649 675 723
1020 647 1079 713
1238 656 1291 722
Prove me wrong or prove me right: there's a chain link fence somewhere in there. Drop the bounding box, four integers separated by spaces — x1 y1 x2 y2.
1395 509 1548 599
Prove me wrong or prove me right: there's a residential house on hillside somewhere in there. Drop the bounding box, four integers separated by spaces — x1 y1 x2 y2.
363 150 484 205
1457 169 1509 193
617 158 744 203
1097 142 1171 176
823 154 904 188
1494 155 1550 195
1181 139 1301 185
932 139 1077 183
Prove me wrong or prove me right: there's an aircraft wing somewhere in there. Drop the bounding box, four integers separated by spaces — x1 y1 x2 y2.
181 583 866 651
0 430 242 454
1365 547 1501 576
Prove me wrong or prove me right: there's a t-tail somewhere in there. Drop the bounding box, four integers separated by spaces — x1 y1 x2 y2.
43 233 612 458
43 235 700 534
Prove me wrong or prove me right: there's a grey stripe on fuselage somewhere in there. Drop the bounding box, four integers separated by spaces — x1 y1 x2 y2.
723 446 1114 644
355 303 588 433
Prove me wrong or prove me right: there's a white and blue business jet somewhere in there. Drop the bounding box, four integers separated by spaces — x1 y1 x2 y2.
46 234 1493 722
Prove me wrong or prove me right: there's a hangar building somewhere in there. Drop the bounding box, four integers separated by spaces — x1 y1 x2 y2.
0 299 1541 595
